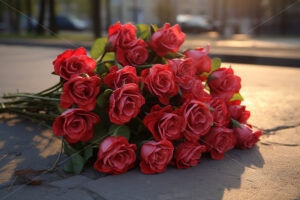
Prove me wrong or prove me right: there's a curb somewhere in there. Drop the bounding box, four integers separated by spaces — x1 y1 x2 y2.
1 39 299 68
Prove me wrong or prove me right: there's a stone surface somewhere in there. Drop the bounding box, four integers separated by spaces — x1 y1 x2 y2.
49 175 92 188
0 45 300 200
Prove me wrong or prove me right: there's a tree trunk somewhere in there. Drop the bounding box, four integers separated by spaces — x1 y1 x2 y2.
91 0 101 38
106 0 111 30
36 0 46 35
254 0 262 35
219 0 228 35
14 0 21 34
25 0 33 33
49 0 57 35
279 0 288 35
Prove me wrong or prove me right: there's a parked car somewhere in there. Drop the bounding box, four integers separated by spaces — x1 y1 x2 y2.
177 15 216 33
55 15 88 31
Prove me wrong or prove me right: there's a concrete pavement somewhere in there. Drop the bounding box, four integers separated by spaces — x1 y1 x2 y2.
1 35 300 67
0 45 300 200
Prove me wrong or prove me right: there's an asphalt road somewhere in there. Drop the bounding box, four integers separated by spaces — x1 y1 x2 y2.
0 45 300 200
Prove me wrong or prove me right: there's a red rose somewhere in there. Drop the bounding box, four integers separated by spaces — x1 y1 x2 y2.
53 108 100 144
139 140 174 174
144 64 179 105
181 77 211 102
60 75 101 111
107 22 137 50
149 23 185 57
202 127 236 160
181 100 213 141
175 141 206 169
183 45 211 74
104 66 139 90
94 136 137 175
167 58 196 84
233 124 262 149
228 104 250 124
209 97 230 127
109 83 145 124
53 47 96 80
207 67 241 101
116 39 148 67
143 105 184 141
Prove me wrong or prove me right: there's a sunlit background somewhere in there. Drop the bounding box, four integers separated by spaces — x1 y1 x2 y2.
0 0 300 38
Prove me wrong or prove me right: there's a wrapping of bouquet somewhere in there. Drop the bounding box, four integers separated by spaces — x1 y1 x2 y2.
0 22 262 175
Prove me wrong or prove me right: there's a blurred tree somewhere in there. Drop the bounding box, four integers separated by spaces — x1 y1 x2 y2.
106 0 111 30
91 0 102 38
49 0 57 34
25 0 33 33
36 0 46 34
156 0 176 25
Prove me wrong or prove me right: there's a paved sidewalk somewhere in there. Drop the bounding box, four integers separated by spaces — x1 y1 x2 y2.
0 45 300 200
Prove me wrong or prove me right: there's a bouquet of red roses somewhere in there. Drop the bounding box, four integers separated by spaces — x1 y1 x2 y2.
0 22 261 175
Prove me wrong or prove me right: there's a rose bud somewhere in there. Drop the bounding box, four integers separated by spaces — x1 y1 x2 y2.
144 64 179 105
180 77 211 102
139 140 174 174
60 75 101 111
53 47 96 80
116 39 148 67
94 136 137 175
209 97 231 127
53 108 100 144
202 127 236 160
109 83 145 125
104 66 139 90
175 141 207 169
167 58 196 84
149 23 185 57
143 105 184 141
183 45 211 75
233 124 262 149
107 21 137 50
207 67 241 101
228 104 250 124
181 100 213 141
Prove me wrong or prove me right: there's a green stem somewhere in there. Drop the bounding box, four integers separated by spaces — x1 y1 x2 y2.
98 60 114 65
3 94 60 102
37 82 62 95
4 109 58 120
97 49 107 62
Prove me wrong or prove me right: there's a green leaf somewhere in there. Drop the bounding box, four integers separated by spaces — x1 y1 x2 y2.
150 24 158 34
207 75 217 81
200 57 222 78
63 160 74 173
90 123 108 145
136 24 150 40
96 89 113 108
211 57 221 71
230 93 244 102
71 153 85 174
84 147 93 161
91 37 107 60
63 140 77 156
108 124 130 140
102 52 115 61
231 118 242 128
96 62 109 74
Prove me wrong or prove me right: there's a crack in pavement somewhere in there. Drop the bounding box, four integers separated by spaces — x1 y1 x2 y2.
260 141 299 147
252 123 300 134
